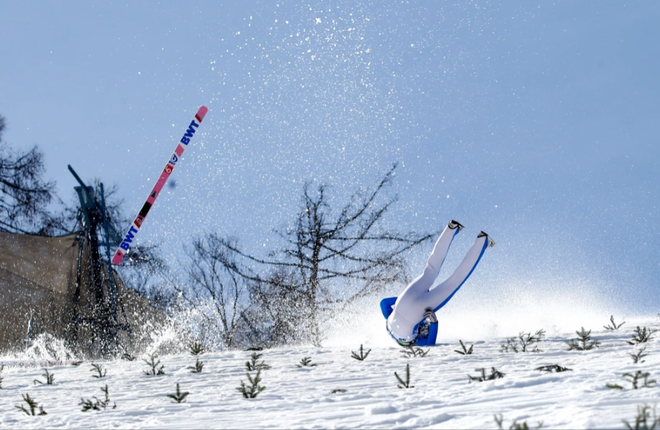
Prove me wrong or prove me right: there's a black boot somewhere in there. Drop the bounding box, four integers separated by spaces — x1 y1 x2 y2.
448 220 464 231
477 231 496 248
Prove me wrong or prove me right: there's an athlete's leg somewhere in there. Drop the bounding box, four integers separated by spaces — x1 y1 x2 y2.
423 231 493 312
397 220 463 300
425 220 464 276
387 221 463 341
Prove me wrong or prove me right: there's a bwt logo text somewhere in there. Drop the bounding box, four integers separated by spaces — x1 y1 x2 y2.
180 120 200 145
119 226 138 250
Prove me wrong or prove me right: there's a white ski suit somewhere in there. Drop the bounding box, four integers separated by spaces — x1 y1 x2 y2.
386 222 492 345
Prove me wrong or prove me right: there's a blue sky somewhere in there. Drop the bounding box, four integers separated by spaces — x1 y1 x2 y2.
1 1 659 312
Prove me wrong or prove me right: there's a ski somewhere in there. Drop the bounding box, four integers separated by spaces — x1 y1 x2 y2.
112 106 208 265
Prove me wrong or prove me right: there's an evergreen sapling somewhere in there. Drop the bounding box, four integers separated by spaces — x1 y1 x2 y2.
400 345 430 358
495 414 544 429
296 357 317 368
167 383 190 403
246 353 270 371
566 327 600 351
80 385 116 411
501 330 545 353
189 341 205 356
469 367 506 383
628 326 657 345
15 393 47 416
90 363 107 379
630 347 648 364
120 353 136 361
237 369 266 398
395 363 414 389
608 371 657 390
143 353 165 376
0 364 4 389
535 364 572 373
623 371 657 389
622 404 660 430
604 315 625 331
351 344 371 361
187 358 205 373
33 369 55 385
454 340 474 355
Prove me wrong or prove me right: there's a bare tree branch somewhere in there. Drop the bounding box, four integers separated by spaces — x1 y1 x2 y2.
207 163 433 347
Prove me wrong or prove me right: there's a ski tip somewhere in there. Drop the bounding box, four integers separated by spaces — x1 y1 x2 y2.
196 106 209 122
112 249 125 265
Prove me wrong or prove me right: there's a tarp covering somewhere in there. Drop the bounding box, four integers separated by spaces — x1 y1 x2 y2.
0 232 78 351
0 231 164 356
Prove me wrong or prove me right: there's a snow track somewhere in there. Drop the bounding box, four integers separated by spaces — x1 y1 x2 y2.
1 317 660 429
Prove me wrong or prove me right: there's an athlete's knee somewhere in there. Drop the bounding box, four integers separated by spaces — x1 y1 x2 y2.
423 263 440 278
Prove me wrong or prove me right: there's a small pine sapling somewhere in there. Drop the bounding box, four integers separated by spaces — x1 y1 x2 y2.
351 344 371 361
90 363 107 379
623 404 660 430
167 383 190 403
628 326 658 346
535 364 572 373
469 367 506 383
143 353 165 376
120 353 136 361
15 393 47 416
607 371 657 390
245 352 270 371
33 369 55 385
495 414 543 429
566 327 600 351
623 371 657 389
188 341 205 356
237 369 266 398
0 364 4 389
400 345 430 358
395 363 414 389
630 347 648 364
80 385 116 411
604 315 626 331
296 357 317 368
501 330 545 353
187 358 204 374
454 340 474 355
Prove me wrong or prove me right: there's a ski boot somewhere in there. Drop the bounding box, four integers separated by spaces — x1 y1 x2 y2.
477 231 496 248
448 220 464 231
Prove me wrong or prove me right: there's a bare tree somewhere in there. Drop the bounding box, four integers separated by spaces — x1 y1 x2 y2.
218 164 434 346
175 235 249 349
0 115 64 235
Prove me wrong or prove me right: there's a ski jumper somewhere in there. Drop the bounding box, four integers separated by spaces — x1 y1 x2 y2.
382 221 492 346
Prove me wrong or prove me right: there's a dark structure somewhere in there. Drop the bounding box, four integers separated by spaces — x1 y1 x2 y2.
0 166 164 357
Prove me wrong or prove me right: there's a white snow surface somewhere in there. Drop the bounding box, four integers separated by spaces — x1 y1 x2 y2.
2 316 660 429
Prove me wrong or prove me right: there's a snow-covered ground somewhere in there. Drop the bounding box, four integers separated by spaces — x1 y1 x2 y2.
1 316 660 429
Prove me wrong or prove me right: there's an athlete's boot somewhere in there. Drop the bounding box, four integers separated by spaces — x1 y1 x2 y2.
448 220 465 231
478 231 496 248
